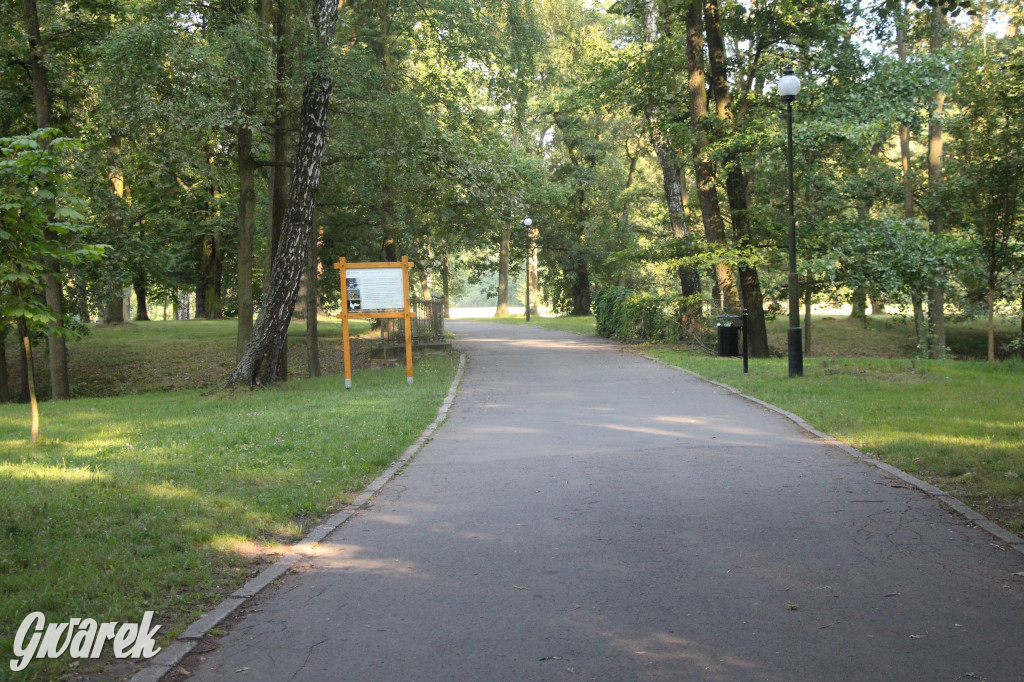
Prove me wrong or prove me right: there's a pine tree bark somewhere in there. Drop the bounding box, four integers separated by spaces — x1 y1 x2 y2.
228 0 340 388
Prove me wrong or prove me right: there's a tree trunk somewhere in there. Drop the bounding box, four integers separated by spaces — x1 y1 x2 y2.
441 252 451 319
18 318 39 442
228 0 340 388
0 328 9 403
102 133 128 325
897 4 916 221
851 288 867 318
927 6 947 358
804 285 812 356
103 295 124 323
496 226 511 316
42 248 69 398
912 292 927 352
22 0 69 399
900 122 914 216
133 270 149 321
237 126 256 359
655 146 701 300
704 0 768 352
201 233 224 319
177 291 191 320
572 259 591 316
195 285 206 319
419 269 432 301
527 225 539 317
987 284 996 362
306 216 320 378
640 0 702 325
685 0 739 312
17 329 30 403
268 1 292 381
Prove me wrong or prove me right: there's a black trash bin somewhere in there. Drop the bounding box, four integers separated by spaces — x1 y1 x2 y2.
717 324 740 357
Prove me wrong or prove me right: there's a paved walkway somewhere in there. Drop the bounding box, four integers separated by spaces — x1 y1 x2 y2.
187 321 1024 681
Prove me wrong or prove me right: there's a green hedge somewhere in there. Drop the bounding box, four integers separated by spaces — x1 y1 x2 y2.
593 287 697 343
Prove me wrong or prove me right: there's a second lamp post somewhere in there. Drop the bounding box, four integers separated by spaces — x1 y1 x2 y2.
779 68 803 378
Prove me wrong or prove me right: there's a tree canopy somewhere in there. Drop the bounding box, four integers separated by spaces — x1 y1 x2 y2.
1 0 1022 396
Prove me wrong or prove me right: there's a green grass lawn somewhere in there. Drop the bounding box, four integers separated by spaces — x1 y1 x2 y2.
9 318 374 400
647 349 1024 535
0 325 457 680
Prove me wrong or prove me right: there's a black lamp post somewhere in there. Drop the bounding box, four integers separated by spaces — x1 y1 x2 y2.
523 217 533 322
779 68 803 378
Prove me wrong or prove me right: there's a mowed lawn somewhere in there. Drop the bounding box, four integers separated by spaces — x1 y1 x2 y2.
9 317 374 400
0 320 457 680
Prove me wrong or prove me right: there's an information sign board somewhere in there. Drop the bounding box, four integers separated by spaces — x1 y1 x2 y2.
334 257 415 389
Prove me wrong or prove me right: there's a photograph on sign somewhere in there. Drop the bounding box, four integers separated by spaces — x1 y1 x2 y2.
345 278 362 311
347 268 405 313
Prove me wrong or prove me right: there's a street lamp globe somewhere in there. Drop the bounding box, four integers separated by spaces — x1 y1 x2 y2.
523 217 532 227
778 68 801 101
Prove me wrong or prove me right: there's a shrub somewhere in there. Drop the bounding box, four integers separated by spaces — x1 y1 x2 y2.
592 287 693 343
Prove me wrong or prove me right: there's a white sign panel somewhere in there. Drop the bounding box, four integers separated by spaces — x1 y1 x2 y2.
346 268 404 313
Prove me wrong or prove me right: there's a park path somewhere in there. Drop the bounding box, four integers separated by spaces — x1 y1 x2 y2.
186 321 1024 681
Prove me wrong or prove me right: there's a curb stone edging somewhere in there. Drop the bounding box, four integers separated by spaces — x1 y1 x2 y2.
130 353 468 682
641 353 1024 559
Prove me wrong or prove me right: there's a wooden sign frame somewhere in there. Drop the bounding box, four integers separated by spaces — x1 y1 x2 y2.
334 256 415 389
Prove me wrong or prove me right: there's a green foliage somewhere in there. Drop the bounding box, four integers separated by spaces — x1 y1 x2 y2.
0 131 104 332
821 216 952 305
945 34 1024 298
592 286 696 344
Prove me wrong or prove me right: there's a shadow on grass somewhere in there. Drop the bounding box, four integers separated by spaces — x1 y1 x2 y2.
0 355 457 680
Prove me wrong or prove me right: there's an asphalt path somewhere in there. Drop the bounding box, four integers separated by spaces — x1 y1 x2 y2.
187 320 1024 681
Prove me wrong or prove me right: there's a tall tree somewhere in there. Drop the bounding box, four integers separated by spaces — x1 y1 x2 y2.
703 0 769 356
20 0 70 399
926 5 948 357
684 0 738 312
0 133 103 436
229 0 342 387
637 0 701 326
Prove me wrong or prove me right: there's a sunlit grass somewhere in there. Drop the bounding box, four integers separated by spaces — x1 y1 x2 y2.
648 349 1024 534
0 354 457 680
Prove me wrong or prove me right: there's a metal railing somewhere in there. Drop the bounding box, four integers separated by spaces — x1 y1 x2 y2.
379 298 446 346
